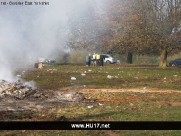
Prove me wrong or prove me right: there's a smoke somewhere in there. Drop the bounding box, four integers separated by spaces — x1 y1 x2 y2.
0 0 105 81
24 80 36 88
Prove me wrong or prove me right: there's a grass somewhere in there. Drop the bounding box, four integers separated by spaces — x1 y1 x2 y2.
3 63 181 135
21 64 181 90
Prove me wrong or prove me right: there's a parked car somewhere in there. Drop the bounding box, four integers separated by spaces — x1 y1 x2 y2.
169 58 181 66
38 57 56 64
101 54 117 64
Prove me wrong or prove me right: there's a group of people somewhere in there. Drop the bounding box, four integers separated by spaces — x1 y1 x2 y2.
86 53 105 67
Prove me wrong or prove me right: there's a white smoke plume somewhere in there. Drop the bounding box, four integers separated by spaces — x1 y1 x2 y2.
0 0 105 81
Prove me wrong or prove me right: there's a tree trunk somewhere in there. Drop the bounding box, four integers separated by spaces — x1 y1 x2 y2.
127 52 133 64
159 49 167 68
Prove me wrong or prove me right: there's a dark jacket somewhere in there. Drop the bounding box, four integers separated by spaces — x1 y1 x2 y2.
86 56 91 62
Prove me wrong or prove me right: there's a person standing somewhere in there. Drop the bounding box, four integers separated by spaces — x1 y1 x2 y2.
100 54 105 66
92 53 96 66
86 54 91 67
96 53 100 66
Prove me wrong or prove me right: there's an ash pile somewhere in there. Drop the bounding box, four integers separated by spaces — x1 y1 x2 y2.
0 80 86 103
0 80 47 101
54 92 85 102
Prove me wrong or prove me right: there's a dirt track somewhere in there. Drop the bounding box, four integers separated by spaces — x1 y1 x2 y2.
79 88 181 93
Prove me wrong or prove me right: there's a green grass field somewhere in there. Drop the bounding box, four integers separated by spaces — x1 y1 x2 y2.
3 64 181 135
21 64 181 90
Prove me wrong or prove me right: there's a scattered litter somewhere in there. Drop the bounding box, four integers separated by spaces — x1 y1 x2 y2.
143 87 147 89
173 75 178 77
83 85 86 87
87 105 93 109
164 77 166 80
115 76 118 78
99 103 103 106
71 77 76 80
17 75 21 77
88 69 92 72
81 73 86 76
107 75 112 79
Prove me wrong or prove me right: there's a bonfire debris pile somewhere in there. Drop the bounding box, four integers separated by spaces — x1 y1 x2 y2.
0 80 86 102
0 80 47 101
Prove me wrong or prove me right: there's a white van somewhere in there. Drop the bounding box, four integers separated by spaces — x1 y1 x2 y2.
101 54 117 64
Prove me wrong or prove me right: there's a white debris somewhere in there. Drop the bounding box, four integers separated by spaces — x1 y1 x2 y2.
173 75 178 77
87 105 93 109
88 69 92 72
83 85 86 87
143 87 147 90
17 75 21 77
115 76 118 78
107 75 112 79
99 103 103 106
71 77 76 80
164 77 166 80
81 73 86 76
